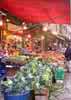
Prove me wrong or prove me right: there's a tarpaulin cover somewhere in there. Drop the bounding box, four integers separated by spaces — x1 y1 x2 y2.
1 0 70 24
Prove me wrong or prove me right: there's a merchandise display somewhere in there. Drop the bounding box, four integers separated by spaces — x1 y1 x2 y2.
37 51 64 62
1 5 70 100
1 58 64 100
2 56 31 65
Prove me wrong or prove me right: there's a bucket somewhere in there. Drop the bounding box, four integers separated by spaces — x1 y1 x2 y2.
55 67 64 80
4 91 33 100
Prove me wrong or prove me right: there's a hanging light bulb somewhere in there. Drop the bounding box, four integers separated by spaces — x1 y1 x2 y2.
42 23 48 32
41 36 45 40
22 22 25 25
42 26 48 32
0 19 3 26
27 34 31 38
6 19 10 22
23 25 28 30
22 22 28 30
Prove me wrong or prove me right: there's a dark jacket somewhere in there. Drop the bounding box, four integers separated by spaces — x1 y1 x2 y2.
65 47 71 61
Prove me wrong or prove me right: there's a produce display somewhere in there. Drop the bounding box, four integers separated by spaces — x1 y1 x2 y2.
37 51 64 61
1 50 65 67
49 83 64 100
2 58 53 94
1 51 65 79
1 54 64 100
2 55 32 65
46 51 64 62
36 51 65 68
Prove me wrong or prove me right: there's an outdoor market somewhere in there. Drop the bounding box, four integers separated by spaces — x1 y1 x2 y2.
0 0 71 100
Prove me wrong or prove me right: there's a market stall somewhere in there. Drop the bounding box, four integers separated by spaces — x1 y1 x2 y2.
1 7 70 100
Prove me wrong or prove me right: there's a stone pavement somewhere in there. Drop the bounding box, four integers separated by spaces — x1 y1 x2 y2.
56 73 71 100
0 73 71 100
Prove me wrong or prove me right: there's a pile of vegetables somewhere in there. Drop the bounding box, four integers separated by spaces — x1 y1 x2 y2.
2 58 53 94
2 55 32 65
46 51 64 63
37 51 64 63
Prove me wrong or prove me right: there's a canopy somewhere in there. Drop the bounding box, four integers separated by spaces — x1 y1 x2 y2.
1 0 70 24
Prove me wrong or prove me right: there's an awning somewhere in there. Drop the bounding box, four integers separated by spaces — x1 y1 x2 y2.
1 0 70 24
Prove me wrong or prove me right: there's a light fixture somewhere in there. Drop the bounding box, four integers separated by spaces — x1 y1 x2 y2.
22 22 28 30
41 36 45 40
42 23 48 32
22 22 25 25
6 19 10 22
23 26 28 30
0 19 3 26
42 26 48 31
27 34 31 38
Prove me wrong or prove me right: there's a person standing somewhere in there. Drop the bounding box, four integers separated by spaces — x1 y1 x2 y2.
65 43 71 72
